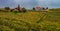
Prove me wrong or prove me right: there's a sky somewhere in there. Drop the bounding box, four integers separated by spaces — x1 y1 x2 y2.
0 0 60 9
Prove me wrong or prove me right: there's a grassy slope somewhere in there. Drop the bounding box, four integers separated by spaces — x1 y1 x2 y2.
0 9 60 31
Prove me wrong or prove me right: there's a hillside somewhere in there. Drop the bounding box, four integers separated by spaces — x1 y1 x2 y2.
0 9 60 31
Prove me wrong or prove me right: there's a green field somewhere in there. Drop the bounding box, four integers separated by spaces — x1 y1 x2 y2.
0 9 60 31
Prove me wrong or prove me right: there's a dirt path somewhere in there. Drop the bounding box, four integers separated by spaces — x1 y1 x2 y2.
36 11 48 23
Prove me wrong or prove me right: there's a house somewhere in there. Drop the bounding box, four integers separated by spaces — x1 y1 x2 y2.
10 5 23 12
35 6 42 11
35 6 48 11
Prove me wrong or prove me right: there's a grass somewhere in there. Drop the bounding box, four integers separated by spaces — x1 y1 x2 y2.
0 8 60 31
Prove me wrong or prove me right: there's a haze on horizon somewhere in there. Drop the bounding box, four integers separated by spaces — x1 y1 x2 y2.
0 0 60 9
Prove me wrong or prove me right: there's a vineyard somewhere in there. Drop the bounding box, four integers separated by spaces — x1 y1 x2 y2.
0 9 60 31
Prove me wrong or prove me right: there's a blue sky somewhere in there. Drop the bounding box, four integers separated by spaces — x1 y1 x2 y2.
0 0 60 9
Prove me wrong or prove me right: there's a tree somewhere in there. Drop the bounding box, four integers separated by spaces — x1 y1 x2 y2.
33 7 35 10
10 9 14 12
46 7 48 10
42 7 45 10
5 7 10 10
22 7 26 13
17 4 22 12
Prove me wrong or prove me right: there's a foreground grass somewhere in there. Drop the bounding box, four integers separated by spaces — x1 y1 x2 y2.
0 9 60 31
